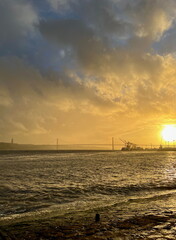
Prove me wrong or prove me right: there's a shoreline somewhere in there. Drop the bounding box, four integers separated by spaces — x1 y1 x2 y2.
1 211 175 239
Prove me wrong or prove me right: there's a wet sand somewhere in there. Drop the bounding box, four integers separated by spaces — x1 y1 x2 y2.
0 211 175 240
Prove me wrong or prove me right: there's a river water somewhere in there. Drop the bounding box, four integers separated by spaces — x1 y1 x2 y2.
0 151 176 224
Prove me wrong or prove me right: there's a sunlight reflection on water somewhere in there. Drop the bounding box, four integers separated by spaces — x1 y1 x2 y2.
0 151 176 222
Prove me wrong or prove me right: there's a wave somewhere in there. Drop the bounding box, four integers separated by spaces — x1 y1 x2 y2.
80 182 176 196
1 183 176 219
1 181 176 199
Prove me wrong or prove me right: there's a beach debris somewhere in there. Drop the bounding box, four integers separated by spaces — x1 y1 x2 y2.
95 213 100 222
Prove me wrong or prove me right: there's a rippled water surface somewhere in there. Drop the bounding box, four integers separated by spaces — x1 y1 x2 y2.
0 151 176 222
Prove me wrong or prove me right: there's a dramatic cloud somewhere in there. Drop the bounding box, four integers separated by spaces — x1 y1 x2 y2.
1 0 176 144
39 0 176 81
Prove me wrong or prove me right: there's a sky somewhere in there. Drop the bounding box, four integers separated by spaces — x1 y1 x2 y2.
1 0 176 145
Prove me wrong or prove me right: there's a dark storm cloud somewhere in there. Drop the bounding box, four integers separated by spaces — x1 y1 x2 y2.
39 19 94 46
39 0 176 129
46 0 176 39
39 0 176 77
0 0 38 44
39 18 105 72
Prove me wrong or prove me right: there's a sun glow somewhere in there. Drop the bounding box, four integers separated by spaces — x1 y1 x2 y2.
161 125 176 142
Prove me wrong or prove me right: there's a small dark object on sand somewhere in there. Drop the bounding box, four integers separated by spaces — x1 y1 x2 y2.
95 213 100 222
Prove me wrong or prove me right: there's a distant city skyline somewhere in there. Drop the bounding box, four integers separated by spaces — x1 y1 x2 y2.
1 0 176 145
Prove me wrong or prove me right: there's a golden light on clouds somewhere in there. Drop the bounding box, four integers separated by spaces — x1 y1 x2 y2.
1 0 176 145
161 125 176 142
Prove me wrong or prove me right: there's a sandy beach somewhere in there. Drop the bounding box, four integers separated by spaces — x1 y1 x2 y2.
0 210 175 240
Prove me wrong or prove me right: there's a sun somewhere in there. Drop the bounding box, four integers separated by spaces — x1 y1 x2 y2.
161 125 176 142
